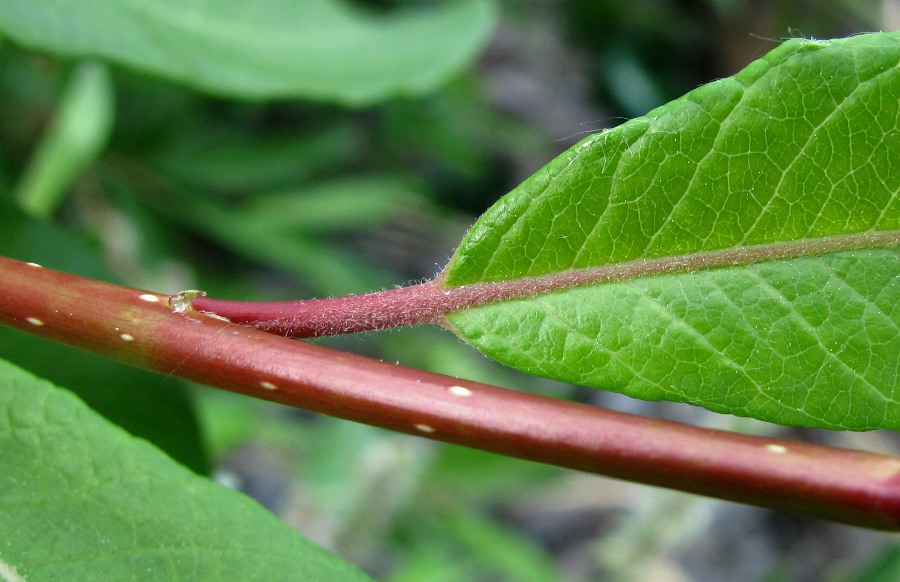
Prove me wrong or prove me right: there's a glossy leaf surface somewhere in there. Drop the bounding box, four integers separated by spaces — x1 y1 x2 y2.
0 358 370 581
0 0 495 104
443 33 900 430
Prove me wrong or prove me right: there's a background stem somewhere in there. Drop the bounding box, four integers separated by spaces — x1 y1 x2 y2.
1 255 899 530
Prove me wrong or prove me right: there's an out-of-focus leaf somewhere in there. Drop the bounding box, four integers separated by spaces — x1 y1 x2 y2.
426 446 561 501
151 124 363 194
227 177 427 232
14 61 114 218
0 358 371 581
173 176 429 294
0 0 497 104
443 33 900 430
438 510 563 582
386 549 477 582
604 45 665 116
852 543 900 582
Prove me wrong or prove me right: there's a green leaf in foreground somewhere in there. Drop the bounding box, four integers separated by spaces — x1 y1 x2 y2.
0 0 496 104
442 32 900 431
0 359 370 581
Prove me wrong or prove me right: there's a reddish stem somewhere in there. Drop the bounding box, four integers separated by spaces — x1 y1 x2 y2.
191 231 900 338
2 255 900 530
193 281 453 337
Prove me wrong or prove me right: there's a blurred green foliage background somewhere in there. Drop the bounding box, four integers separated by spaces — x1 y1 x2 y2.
1 1 898 580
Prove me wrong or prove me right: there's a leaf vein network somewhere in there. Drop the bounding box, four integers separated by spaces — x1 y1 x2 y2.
569 122 653 266
740 59 898 244
640 84 750 254
744 267 890 405
532 294 667 395
626 282 814 420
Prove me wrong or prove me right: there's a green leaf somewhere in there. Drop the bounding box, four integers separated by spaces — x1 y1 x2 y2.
0 0 496 104
851 543 900 582
442 33 900 430
0 358 371 581
0 328 210 475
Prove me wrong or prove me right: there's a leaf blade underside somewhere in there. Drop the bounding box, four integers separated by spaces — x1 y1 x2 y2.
442 33 900 431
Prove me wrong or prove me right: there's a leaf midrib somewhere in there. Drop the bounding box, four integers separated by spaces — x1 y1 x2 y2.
438 230 900 310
